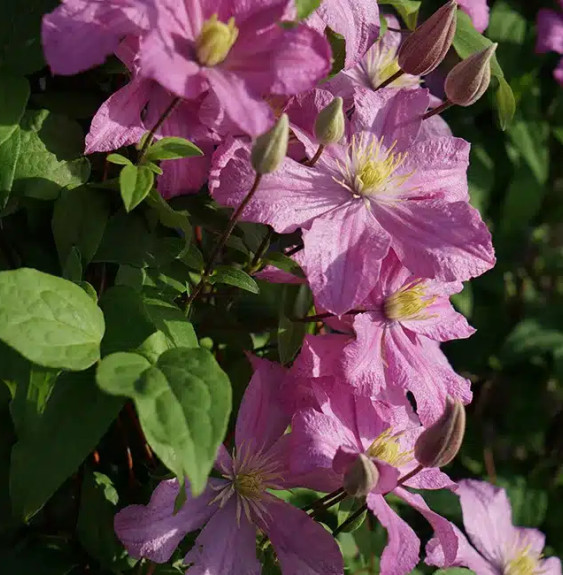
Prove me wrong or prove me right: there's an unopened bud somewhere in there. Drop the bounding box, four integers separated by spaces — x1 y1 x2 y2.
445 44 497 107
414 398 466 468
251 114 289 174
314 97 345 145
398 0 457 76
343 454 380 498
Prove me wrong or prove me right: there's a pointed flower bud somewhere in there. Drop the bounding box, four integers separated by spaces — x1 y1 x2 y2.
343 454 380 498
398 0 457 76
414 398 466 468
445 44 497 107
251 114 289 174
315 97 345 145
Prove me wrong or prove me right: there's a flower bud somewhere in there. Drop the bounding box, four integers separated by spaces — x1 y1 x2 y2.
343 454 380 498
398 0 457 76
445 44 497 107
251 114 289 174
314 97 345 145
414 398 466 468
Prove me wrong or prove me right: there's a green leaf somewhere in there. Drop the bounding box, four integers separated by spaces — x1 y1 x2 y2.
62 246 83 282
264 252 306 279
209 266 260 294
143 298 198 349
497 476 548 528
0 72 29 147
501 317 563 365
106 153 132 166
119 164 154 212
278 284 313 364
0 127 21 208
145 137 203 161
495 77 516 132
0 0 59 74
10 370 124 521
0 268 105 370
338 498 367 533
326 28 346 77
295 0 321 20
12 110 90 200
97 347 232 494
52 186 111 267
379 0 421 30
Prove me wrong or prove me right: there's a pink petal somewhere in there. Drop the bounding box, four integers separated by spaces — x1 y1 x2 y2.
215 443 233 475
352 88 429 151
209 138 347 234
259 495 344 575
456 479 518 567
419 115 453 139
367 493 421 575
302 202 391 315
235 356 290 453
311 0 380 69
114 478 221 563
42 0 152 75
183 499 260 575
542 557 563 575
85 77 152 153
426 524 497 575
458 0 490 33
403 467 456 491
395 487 458 566
377 198 496 283
536 9 563 54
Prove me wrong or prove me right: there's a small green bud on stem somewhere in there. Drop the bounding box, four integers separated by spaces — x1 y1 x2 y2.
251 114 289 174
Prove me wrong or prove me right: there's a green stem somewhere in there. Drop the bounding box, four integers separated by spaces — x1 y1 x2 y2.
422 100 453 121
397 464 423 485
374 69 405 91
138 96 182 163
305 144 325 167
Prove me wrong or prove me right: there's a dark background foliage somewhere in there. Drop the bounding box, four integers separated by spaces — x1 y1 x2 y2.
0 0 561 573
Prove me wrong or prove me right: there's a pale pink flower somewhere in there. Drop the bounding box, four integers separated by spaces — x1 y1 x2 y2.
289 384 458 575
210 88 495 315
458 0 490 33
536 6 563 85
114 357 343 575
427 479 562 575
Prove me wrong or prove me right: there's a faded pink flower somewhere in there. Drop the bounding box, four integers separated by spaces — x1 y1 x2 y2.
114 357 343 575
210 88 495 315
536 6 563 85
136 0 331 135
289 385 458 575
458 0 490 33
306 0 381 69
289 251 473 425
427 479 562 575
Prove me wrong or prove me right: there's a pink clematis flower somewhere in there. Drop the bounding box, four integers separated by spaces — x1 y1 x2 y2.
289 251 474 425
306 0 381 69
114 357 343 575
458 0 490 33
427 479 562 575
210 88 495 315
85 40 216 198
136 0 331 135
536 5 563 86
289 384 458 575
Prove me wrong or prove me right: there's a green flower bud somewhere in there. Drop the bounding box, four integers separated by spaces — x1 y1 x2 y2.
414 398 466 468
314 97 345 145
251 114 289 174
398 0 457 76
445 44 498 107
343 454 380 498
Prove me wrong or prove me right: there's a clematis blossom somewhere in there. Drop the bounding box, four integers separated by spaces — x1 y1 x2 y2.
114 357 343 575
536 5 563 85
289 384 459 575
136 0 331 135
427 479 562 575
210 88 495 315
458 0 490 33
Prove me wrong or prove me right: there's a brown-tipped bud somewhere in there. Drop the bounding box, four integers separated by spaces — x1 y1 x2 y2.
343 454 380 498
251 114 289 174
315 97 345 145
414 398 466 468
445 44 497 107
398 0 457 76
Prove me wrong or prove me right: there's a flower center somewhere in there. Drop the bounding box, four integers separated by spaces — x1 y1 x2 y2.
234 471 265 499
366 428 413 467
196 14 239 67
334 134 411 198
504 547 540 575
384 282 437 321
364 45 420 91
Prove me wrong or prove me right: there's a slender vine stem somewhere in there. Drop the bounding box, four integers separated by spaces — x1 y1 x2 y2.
333 504 368 536
422 100 453 121
397 464 423 486
374 69 405 91
184 172 263 310
305 144 325 167
249 227 274 271
138 96 182 162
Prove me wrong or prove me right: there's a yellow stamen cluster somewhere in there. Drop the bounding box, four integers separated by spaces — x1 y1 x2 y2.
384 283 437 321
196 14 239 67
504 546 541 575
334 134 411 198
366 428 413 467
234 471 264 499
364 45 419 91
